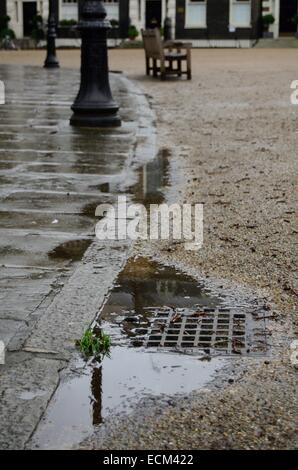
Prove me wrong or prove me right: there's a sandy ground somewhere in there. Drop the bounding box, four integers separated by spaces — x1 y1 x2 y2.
1 49 297 449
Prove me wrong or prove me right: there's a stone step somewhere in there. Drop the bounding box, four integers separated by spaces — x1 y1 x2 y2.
255 37 298 48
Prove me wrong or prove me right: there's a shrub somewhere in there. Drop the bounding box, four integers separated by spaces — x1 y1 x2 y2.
128 25 139 40
59 19 77 27
291 13 298 26
110 19 119 28
262 14 275 26
0 15 16 39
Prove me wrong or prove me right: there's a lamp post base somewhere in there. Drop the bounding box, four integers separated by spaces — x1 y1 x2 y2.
70 110 121 128
44 57 60 68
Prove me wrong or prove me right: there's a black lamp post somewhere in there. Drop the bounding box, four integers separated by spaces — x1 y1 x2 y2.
70 0 121 127
44 0 59 68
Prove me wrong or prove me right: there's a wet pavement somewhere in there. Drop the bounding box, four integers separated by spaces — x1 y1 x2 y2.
29 256 270 449
0 64 156 449
0 65 135 348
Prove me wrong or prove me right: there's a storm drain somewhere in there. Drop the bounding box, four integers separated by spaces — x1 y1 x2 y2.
134 307 268 355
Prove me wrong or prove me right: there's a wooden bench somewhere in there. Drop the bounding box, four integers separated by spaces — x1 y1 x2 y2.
141 29 192 80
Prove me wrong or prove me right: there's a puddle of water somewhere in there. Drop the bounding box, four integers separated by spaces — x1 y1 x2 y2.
31 257 226 449
32 347 225 449
100 257 268 355
31 256 268 449
48 239 92 261
130 147 170 207
101 256 221 345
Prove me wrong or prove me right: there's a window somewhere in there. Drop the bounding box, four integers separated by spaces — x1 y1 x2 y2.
185 0 207 29
103 0 119 21
230 0 251 28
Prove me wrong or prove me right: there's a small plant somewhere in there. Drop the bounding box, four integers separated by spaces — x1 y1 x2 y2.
292 13 298 37
76 328 111 359
292 13 298 25
110 19 119 28
59 19 77 27
30 15 44 43
0 15 15 40
128 25 139 40
262 14 275 30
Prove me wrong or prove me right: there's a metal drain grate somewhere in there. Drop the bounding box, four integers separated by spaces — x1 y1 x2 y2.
139 307 267 355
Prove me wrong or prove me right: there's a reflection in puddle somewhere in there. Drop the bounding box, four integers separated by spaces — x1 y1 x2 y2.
32 348 225 449
131 147 170 206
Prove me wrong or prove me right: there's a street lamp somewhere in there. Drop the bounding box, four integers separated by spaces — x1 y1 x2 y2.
44 0 59 68
70 0 121 127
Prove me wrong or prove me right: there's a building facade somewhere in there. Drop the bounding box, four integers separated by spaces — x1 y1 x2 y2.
1 1 298 44
262 0 298 38
0 0 120 39
128 0 262 47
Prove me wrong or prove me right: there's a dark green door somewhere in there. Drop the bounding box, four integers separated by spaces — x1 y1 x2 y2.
146 0 162 28
280 0 298 34
23 2 37 37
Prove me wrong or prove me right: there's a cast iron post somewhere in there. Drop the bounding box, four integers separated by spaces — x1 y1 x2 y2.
70 0 121 127
44 0 59 68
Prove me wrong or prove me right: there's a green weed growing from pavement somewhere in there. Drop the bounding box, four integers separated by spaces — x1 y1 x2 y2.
76 328 111 359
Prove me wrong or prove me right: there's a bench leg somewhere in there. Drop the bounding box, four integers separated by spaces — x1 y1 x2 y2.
177 59 182 77
146 57 150 75
153 59 158 77
160 59 166 80
186 50 192 80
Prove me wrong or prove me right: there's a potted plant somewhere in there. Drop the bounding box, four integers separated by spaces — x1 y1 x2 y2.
291 13 298 38
0 15 16 41
128 25 139 41
58 19 78 39
262 14 275 38
108 19 119 40
30 14 44 45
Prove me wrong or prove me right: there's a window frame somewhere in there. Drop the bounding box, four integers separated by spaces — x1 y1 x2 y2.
229 0 252 29
184 0 207 30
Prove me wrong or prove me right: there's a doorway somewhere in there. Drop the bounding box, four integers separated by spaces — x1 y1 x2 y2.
23 2 37 37
146 0 162 29
279 0 298 35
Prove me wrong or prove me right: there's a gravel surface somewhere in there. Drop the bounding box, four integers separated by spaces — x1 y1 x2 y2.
1 49 297 450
